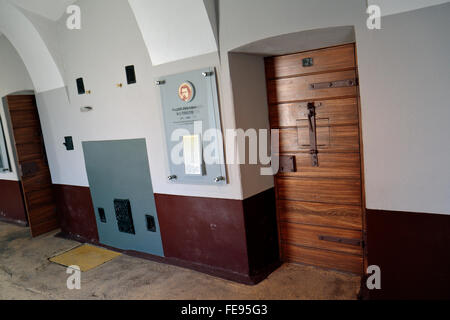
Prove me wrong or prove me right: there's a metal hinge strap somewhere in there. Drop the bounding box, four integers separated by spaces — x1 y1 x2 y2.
310 78 357 90
318 235 363 247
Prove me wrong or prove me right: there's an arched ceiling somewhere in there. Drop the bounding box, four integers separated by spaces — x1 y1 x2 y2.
231 26 355 56
3 0 448 91
368 0 450 16
0 0 65 92
9 0 77 21
128 0 218 65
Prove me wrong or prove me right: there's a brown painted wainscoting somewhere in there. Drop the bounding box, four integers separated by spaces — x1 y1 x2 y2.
0 179 28 226
155 189 280 284
53 184 99 243
54 184 280 284
364 209 450 300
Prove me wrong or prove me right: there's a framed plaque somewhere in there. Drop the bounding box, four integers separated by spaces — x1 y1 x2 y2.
157 67 226 185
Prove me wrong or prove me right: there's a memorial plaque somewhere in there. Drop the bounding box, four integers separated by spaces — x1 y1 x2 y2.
157 67 226 185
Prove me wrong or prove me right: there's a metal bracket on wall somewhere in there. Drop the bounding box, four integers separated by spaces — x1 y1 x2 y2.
168 175 177 181
279 155 296 173
214 176 225 183
202 71 214 77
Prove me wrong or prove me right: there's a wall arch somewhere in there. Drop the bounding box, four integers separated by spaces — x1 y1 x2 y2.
128 0 218 65
0 0 64 93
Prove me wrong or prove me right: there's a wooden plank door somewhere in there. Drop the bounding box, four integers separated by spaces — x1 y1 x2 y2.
6 95 59 237
265 44 364 274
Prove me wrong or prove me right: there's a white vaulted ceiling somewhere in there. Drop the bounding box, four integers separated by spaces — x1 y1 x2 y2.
128 0 218 65
0 0 65 92
8 0 218 65
368 0 450 16
9 0 77 21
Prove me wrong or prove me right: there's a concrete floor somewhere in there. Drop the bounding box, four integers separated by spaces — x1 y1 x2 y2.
0 222 361 300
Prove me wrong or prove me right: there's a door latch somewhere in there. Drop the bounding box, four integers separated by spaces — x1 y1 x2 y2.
307 102 319 167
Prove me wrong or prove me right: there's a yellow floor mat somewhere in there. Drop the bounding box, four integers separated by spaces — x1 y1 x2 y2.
49 244 121 272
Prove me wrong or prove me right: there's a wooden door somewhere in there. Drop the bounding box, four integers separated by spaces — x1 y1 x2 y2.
6 95 59 237
265 44 364 274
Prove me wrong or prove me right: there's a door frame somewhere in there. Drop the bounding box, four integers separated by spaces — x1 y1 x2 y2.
354 45 368 273
265 43 368 274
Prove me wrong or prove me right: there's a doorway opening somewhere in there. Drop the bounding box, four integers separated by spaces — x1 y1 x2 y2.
229 27 366 274
2 93 59 237
265 43 365 274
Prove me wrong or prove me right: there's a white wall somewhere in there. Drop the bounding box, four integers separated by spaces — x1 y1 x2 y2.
356 3 450 214
0 35 34 181
36 0 242 199
228 53 274 198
